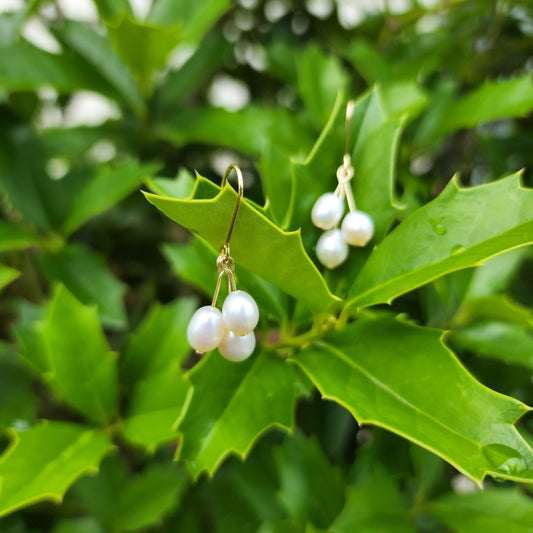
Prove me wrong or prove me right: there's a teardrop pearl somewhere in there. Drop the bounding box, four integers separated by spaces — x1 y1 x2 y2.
187 306 225 353
316 229 348 269
341 210 374 246
311 193 344 230
219 330 256 362
222 290 259 335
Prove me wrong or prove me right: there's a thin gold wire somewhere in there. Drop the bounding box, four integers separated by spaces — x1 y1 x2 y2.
211 164 243 308
335 100 357 213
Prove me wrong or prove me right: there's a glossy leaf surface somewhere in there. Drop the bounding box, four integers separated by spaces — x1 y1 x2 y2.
177 351 297 478
0 422 112 517
348 173 533 308
144 180 339 312
294 316 533 484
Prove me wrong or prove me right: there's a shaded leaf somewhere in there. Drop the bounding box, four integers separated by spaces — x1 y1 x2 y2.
0 223 34 252
0 264 19 292
122 367 190 449
63 161 157 235
437 74 533 136
348 173 533 309
377 80 428 120
52 517 106 533
0 421 112 517
120 298 197 386
293 316 533 484
330 470 415 533
450 322 533 370
431 487 533 533
17 285 118 425
144 178 340 312
177 351 297 478
39 243 127 330
91 0 132 22
53 21 144 114
148 0 230 43
274 432 344 529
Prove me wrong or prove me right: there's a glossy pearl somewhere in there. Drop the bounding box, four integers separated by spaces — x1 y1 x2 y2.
311 193 344 229
341 210 374 246
222 290 259 335
316 229 348 269
186 306 225 353
218 330 256 362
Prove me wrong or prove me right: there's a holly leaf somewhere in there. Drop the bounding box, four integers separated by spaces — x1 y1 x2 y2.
0 421 113 517
176 351 297 478
39 244 128 330
431 487 533 533
348 173 533 309
0 264 19 292
122 367 190 450
293 315 533 485
120 298 197 386
143 178 340 313
16 285 118 425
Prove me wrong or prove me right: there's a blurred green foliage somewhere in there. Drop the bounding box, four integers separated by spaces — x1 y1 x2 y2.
0 0 533 531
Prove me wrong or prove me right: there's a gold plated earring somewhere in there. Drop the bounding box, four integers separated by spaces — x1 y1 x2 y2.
186 164 259 362
311 100 375 268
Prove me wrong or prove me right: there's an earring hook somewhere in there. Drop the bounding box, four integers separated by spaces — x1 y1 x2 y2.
220 164 244 259
211 164 243 308
344 99 354 156
334 100 357 212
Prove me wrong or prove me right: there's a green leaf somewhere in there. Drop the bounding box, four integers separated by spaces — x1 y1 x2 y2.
18 285 118 425
0 264 19 291
146 168 196 199
63 161 157 235
114 464 188 531
91 0 132 22
293 315 533 484
0 421 113 518
0 348 36 430
436 74 533 136
53 21 145 114
431 488 533 533
377 80 429 120
155 32 230 115
177 351 297 478
297 45 349 128
120 298 197 386
155 106 273 157
0 222 34 252
274 432 344 529
108 18 181 93
450 322 533 370
162 238 288 320
39 244 127 330
330 470 415 533
0 41 116 94
144 178 340 313
348 173 533 309
52 517 107 533
122 367 190 449
148 0 230 43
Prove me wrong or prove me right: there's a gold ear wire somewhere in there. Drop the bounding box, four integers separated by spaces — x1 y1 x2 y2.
211 164 244 308
334 100 357 212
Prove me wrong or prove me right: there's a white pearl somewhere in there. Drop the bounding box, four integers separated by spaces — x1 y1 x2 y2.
316 229 348 269
218 330 256 362
311 193 344 229
341 210 374 246
222 290 259 335
187 306 225 353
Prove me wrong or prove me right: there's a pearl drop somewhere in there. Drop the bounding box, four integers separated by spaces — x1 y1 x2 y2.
341 210 374 246
222 290 259 335
218 330 256 362
311 193 344 229
316 229 348 269
186 306 225 353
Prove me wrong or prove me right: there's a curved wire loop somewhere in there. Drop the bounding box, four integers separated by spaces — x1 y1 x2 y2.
211 164 243 307
334 100 356 212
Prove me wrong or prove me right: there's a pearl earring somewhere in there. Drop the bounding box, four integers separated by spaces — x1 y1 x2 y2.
187 165 259 362
312 100 375 268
